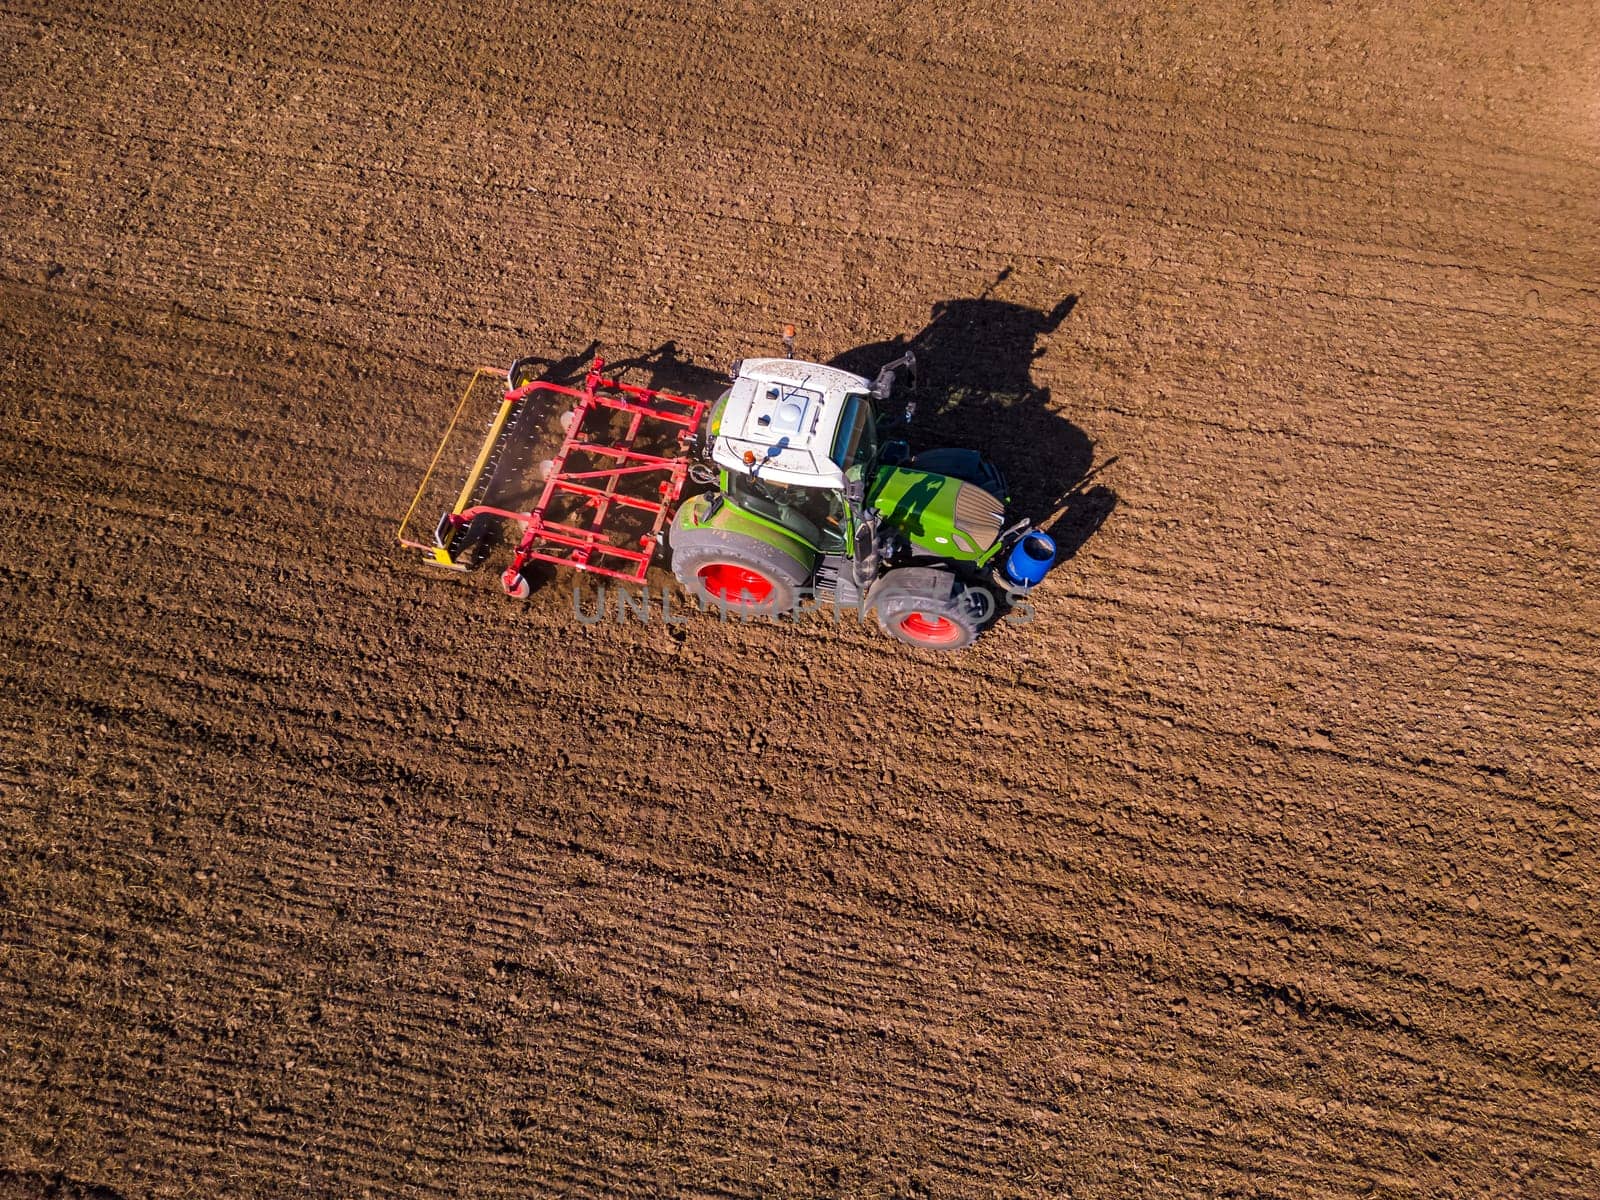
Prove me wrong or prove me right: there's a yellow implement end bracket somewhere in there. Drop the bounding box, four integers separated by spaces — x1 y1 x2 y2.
396 366 511 569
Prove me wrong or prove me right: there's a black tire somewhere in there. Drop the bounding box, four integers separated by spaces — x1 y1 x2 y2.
669 522 812 616
867 567 992 651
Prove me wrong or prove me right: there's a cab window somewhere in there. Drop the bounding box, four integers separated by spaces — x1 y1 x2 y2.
830 394 877 472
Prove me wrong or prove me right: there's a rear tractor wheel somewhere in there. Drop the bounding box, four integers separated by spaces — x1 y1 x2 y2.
668 524 811 617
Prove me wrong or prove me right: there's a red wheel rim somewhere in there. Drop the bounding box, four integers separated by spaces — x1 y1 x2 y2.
899 610 964 646
698 562 774 606
502 568 531 599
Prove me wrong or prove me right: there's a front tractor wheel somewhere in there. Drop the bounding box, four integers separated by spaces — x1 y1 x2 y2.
868 567 991 651
669 526 810 617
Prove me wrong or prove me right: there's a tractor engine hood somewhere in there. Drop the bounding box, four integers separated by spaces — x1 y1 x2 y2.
867 467 1006 563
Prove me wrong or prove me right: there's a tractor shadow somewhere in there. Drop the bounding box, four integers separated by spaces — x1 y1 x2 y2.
829 288 1117 563
612 322 1117 565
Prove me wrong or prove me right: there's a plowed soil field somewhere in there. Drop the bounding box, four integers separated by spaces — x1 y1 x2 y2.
2 2 1597 1197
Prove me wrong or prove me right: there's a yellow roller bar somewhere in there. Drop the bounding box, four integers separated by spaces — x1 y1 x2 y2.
396 366 507 562
449 393 516 519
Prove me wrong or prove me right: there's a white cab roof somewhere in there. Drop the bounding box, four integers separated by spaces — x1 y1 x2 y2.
710 358 873 489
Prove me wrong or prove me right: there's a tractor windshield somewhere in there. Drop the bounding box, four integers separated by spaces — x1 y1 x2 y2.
830 394 877 471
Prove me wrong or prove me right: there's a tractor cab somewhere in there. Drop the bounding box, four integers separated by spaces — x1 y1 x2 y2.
708 358 878 489
703 358 881 556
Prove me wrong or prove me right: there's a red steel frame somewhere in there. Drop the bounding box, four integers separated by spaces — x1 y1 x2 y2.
442 356 706 587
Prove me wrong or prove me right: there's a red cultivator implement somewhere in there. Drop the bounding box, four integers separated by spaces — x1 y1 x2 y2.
398 355 707 593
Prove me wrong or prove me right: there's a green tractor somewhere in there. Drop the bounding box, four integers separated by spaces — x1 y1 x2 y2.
669 336 1035 650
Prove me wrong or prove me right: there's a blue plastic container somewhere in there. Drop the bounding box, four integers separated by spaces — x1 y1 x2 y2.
1003 531 1057 589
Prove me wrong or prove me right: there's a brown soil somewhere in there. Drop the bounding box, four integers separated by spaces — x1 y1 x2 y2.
2 1 1597 1197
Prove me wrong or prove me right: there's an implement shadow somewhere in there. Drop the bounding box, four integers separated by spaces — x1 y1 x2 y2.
600 340 730 402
